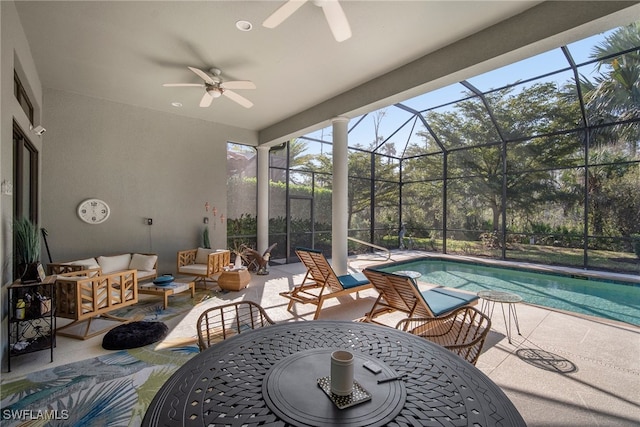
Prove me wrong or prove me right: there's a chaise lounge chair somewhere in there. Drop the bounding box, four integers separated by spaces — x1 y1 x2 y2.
362 268 479 324
279 247 372 319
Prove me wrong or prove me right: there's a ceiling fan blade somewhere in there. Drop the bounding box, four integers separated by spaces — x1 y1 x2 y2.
199 91 214 108
223 90 253 108
188 66 215 85
163 83 204 87
220 80 256 90
263 0 307 28
320 0 351 42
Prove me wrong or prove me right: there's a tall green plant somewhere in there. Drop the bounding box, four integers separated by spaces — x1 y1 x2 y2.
14 217 40 264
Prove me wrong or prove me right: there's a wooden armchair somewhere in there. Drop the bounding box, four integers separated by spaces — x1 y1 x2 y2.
177 248 231 284
55 268 138 339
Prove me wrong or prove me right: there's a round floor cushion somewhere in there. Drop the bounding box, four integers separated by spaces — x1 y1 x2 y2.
102 321 169 350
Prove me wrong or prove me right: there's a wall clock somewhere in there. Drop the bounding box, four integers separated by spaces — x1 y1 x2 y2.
77 198 111 224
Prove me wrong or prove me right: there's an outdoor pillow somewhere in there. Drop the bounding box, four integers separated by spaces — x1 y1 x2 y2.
421 288 478 317
338 272 370 289
97 254 132 274
195 248 218 264
129 253 158 271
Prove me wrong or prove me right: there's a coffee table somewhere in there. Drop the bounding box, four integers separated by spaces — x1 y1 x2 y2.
139 277 195 309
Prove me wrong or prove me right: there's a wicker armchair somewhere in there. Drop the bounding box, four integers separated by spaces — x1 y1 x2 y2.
395 306 491 365
196 301 275 351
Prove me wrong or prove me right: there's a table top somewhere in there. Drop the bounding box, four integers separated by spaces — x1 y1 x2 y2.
478 290 523 304
143 321 525 427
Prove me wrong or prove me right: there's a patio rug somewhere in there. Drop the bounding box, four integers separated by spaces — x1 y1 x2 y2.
0 287 225 427
0 344 199 427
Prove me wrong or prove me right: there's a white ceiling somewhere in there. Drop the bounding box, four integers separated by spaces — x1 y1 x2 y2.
14 1 639 144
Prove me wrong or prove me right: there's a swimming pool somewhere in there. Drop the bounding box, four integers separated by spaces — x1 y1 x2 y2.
381 258 640 326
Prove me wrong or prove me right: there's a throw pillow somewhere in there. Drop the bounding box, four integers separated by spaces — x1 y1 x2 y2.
195 247 217 264
97 254 132 274
129 253 158 271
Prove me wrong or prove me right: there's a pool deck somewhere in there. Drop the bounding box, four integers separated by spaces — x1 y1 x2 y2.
4 250 639 426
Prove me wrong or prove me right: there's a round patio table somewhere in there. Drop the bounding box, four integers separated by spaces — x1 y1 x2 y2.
478 290 523 344
142 320 525 427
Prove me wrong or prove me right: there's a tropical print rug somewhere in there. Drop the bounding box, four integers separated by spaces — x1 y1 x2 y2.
1 345 198 426
1 287 223 426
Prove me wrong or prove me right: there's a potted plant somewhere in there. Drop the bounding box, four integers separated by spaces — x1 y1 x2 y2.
14 217 42 283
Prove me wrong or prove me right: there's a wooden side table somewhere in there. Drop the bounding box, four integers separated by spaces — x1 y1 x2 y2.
218 268 251 291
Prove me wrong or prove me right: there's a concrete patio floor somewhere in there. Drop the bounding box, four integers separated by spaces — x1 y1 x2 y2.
4 250 639 426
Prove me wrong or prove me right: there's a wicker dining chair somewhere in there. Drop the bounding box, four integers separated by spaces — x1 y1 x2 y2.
395 306 491 365
196 301 276 351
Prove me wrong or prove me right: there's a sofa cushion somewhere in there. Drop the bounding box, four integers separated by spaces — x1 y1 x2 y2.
129 253 158 272
178 264 208 275
420 288 479 317
195 247 218 264
68 257 100 270
97 254 132 274
137 270 157 281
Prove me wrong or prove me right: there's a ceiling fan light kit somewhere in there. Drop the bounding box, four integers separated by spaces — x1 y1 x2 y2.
163 66 255 109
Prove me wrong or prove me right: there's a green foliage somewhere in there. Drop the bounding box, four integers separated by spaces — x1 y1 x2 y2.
227 213 257 236
14 217 40 264
631 234 640 259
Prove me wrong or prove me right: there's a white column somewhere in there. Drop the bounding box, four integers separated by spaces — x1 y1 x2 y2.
256 145 270 253
332 116 349 275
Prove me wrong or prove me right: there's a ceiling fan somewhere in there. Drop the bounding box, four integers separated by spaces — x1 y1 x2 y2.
263 0 352 42
163 67 256 108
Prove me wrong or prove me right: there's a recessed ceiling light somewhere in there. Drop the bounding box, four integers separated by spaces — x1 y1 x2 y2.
171 102 182 107
236 20 253 31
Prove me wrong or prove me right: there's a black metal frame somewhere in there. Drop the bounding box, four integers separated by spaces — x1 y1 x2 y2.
264 37 640 273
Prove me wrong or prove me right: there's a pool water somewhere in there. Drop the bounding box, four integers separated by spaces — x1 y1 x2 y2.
382 259 640 326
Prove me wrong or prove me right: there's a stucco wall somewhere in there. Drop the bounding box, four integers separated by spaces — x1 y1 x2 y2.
1 0 257 370
41 88 257 274
1 0 44 370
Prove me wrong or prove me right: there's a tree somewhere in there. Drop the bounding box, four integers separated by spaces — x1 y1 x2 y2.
576 21 640 239
418 83 581 232
581 21 640 155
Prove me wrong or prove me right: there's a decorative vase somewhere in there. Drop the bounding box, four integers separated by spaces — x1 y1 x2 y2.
20 262 42 283
234 253 243 269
